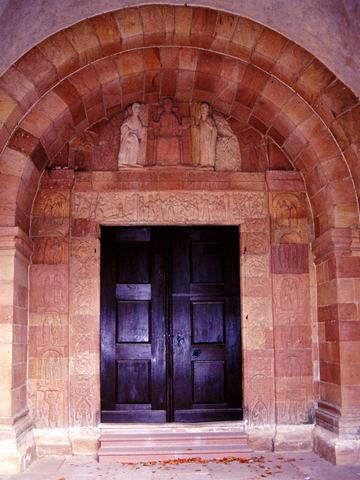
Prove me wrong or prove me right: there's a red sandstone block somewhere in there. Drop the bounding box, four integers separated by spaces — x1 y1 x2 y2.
276 349 313 377
197 51 222 76
178 48 198 71
16 47 59 96
295 59 335 105
38 31 80 79
145 70 161 94
174 7 192 45
315 80 358 123
230 102 251 123
341 361 360 384
319 382 341 406
113 8 143 50
115 50 144 76
220 58 246 83
271 244 309 274
161 70 177 97
230 17 263 61
272 42 313 85
309 132 340 162
324 320 340 342
90 13 121 56
252 29 287 71
103 79 122 111
121 73 144 96
319 360 341 384
214 12 238 41
20 109 53 139
160 48 178 70
281 95 313 127
94 58 119 85
64 20 102 66
194 72 217 93
329 119 349 151
340 341 360 365
338 105 360 144
319 342 340 363
248 115 268 134
236 64 268 107
140 6 175 45
190 8 217 48
70 65 102 99
143 48 161 71
0 66 38 111
54 83 87 128
339 321 360 342
341 385 360 407
0 89 22 132
282 129 308 159
261 78 292 109
177 70 195 92
36 92 69 122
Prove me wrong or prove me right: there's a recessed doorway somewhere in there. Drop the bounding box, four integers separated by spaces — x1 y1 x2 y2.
100 226 242 423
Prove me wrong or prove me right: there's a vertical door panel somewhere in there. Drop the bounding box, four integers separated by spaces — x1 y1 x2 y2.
101 227 166 422
172 227 242 422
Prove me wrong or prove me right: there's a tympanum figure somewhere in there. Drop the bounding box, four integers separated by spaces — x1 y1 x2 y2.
153 98 188 165
118 103 146 167
191 102 241 171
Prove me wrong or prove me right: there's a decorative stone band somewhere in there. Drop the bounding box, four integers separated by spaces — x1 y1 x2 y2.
71 191 267 225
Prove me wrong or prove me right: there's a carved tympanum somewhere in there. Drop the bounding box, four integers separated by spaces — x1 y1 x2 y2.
117 99 241 170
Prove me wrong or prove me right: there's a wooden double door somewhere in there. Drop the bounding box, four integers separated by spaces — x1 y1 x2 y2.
100 226 242 423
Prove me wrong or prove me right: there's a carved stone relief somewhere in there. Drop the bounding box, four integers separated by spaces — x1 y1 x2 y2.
32 191 69 237
114 99 241 170
118 103 147 167
30 266 68 313
72 191 266 224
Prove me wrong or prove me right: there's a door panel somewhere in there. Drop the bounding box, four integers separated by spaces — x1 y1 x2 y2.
172 227 242 422
101 226 242 423
101 227 167 422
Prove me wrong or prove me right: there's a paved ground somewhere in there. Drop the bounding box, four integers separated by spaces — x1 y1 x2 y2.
2 452 360 480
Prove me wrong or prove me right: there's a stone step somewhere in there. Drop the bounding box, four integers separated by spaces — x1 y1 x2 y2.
98 424 252 463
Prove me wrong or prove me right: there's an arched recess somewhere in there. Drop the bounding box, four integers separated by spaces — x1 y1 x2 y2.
0 5 359 473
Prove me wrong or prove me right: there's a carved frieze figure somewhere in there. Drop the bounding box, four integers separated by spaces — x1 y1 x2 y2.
118 103 147 167
152 98 189 165
191 102 241 171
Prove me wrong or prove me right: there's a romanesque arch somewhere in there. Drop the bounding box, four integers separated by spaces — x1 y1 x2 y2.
0 5 359 473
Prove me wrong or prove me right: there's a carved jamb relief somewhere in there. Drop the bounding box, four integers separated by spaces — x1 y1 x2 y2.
30 265 68 313
242 297 273 350
244 255 269 278
32 191 70 237
270 192 309 244
71 377 97 427
32 237 69 264
35 387 65 428
276 377 314 424
71 191 266 225
273 274 310 325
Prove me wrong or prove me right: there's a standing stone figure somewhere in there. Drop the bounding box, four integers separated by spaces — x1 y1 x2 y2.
192 103 218 167
118 103 146 167
191 102 241 171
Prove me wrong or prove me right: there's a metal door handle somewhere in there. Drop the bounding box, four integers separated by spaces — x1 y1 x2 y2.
176 333 185 346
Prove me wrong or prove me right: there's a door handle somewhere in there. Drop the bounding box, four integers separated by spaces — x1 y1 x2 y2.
176 333 185 346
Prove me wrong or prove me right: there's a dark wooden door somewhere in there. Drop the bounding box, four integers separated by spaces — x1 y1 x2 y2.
100 226 242 423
